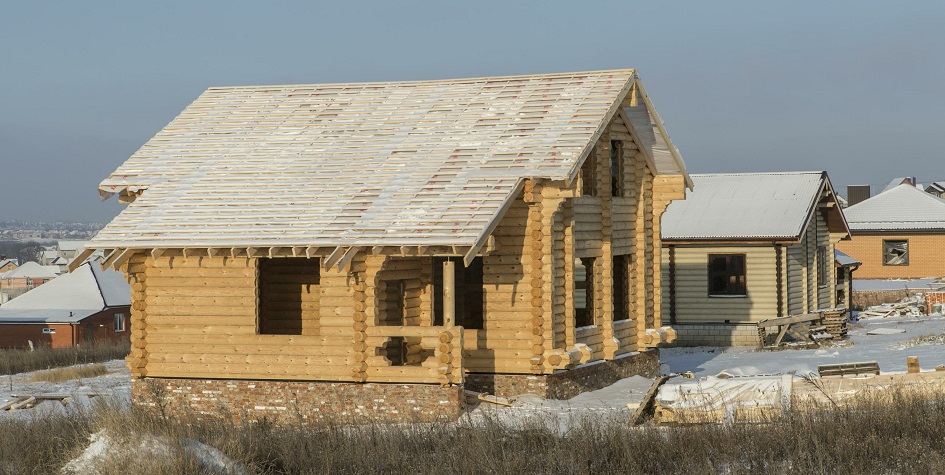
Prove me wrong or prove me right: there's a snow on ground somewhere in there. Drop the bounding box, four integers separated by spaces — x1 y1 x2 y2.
0 359 130 417
662 315 945 382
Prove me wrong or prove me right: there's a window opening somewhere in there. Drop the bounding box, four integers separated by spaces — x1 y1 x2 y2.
708 254 747 296
574 257 596 326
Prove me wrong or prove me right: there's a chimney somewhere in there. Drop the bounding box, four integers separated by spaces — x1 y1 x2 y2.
848 185 871 207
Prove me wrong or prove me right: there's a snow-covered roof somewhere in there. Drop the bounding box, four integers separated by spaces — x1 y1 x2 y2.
843 184 945 232
57 240 89 252
0 259 17 268
661 171 849 241
88 69 690 265
1 261 58 279
835 249 861 268
0 262 130 323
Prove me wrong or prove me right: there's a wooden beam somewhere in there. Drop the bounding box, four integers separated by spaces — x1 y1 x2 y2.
443 260 456 328
151 248 165 260
108 249 134 271
324 246 345 269
67 248 94 272
335 246 361 271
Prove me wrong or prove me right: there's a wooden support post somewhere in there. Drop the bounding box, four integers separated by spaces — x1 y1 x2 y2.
443 260 455 329
908 356 920 374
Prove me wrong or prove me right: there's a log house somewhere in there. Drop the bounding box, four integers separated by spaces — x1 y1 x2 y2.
80 69 691 422
661 172 850 346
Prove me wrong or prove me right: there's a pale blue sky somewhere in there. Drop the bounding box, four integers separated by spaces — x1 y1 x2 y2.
2 1 943 222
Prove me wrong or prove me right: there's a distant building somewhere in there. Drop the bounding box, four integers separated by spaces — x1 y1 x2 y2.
661 171 850 346
925 182 945 199
837 184 945 279
0 261 130 348
0 259 17 274
0 262 58 303
57 240 90 260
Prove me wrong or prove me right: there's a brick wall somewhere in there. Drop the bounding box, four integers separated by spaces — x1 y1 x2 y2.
837 234 945 279
465 350 659 399
133 378 465 424
0 307 131 349
672 323 759 347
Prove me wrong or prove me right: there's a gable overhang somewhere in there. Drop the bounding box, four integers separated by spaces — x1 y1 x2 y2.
622 77 693 190
798 172 851 242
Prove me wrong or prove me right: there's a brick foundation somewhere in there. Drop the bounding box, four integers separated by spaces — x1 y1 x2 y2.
132 378 465 424
672 323 760 347
465 350 660 399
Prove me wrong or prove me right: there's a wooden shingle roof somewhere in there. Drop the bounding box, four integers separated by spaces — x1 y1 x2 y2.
88 69 688 267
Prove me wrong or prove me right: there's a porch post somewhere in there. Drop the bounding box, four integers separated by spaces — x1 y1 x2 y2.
443 260 456 328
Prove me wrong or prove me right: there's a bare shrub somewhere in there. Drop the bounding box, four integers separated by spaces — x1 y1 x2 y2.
0 340 129 376
30 363 109 383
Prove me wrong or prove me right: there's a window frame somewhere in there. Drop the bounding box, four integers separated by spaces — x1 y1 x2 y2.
707 254 748 297
114 313 126 332
882 239 909 266
612 254 631 321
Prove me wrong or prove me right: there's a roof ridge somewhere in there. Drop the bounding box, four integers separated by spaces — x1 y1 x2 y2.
205 68 638 91
689 171 822 178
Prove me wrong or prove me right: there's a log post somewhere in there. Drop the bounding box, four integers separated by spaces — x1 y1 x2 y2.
442 260 455 329
908 356 920 374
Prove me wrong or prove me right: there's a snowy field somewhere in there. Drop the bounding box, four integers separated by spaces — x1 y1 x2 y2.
3 314 945 422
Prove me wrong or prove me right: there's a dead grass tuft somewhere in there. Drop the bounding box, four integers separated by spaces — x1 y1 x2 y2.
0 340 129 376
30 363 109 383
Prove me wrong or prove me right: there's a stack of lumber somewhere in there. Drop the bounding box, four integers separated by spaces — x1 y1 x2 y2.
818 307 848 340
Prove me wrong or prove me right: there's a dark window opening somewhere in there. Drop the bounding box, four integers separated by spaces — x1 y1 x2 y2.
883 240 909 266
581 152 597 196
611 140 623 197
433 257 484 329
258 258 320 335
708 254 747 296
381 280 407 366
575 257 596 327
613 255 631 321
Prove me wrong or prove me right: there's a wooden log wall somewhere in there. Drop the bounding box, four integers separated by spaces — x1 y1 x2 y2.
477 195 540 374
124 253 148 378
131 256 356 380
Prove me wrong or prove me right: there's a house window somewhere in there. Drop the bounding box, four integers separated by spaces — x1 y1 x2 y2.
574 257 596 327
883 240 909 266
612 255 631 321
611 140 623 197
817 246 829 288
42 328 56 334
114 313 126 332
581 152 597 196
708 254 747 296
257 258 321 335
433 257 484 330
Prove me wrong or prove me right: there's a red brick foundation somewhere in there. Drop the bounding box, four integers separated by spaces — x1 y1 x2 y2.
465 350 660 399
132 378 465 424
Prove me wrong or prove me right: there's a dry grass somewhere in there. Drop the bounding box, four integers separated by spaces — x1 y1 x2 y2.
4 389 945 474
29 363 109 383
0 340 129 376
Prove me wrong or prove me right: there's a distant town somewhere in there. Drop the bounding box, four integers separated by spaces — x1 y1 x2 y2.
0 221 103 241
